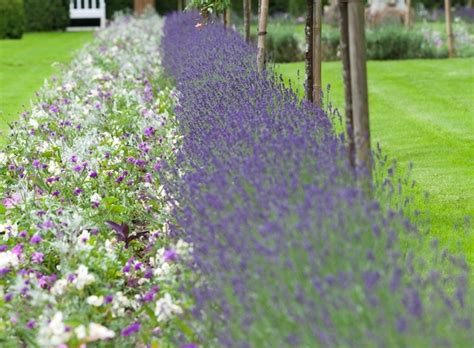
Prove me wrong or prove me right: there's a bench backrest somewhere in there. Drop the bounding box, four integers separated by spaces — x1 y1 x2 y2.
70 0 106 24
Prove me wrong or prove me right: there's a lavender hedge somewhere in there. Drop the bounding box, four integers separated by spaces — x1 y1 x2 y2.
161 12 473 347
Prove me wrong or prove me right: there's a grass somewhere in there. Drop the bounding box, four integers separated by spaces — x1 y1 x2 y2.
0 31 93 140
275 58 474 263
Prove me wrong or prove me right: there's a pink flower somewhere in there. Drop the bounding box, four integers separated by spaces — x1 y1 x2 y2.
3 192 22 209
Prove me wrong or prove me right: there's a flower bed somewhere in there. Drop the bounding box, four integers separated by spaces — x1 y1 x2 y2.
0 14 194 347
161 12 473 346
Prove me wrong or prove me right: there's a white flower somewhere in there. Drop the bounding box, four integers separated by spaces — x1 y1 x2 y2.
90 193 101 204
29 118 39 129
0 152 7 166
75 324 87 340
86 295 104 306
154 293 183 322
0 251 19 269
87 322 115 341
78 230 90 243
73 265 95 290
37 312 72 347
112 291 130 318
176 239 193 258
153 262 173 278
48 160 61 176
64 82 75 92
51 279 68 296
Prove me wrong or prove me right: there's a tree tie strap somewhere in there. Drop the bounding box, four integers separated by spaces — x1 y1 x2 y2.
258 31 267 36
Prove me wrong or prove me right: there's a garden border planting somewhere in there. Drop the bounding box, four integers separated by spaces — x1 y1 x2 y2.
0 13 196 347
161 11 473 347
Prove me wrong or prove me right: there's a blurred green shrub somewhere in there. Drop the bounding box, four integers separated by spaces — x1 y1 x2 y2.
0 0 25 39
267 31 304 62
367 25 442 59
24 0 69 32
105 0 132 19
320 25 449 61
251 30 304 63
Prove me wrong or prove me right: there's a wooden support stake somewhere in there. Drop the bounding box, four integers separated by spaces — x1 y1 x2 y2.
256 0 269 72
445 0 455 58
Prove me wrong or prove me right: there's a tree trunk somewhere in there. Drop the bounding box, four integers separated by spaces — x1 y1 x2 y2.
256 0 269 72
312 0 323 105
134 0 155 14
305 0 314 101
445 0 455 58
348 0 371 179
243 0 251 43
339 0 355 169
178 0 183 11
405 0 411 27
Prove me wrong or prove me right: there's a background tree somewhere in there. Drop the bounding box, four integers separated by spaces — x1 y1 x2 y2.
348 0 371 179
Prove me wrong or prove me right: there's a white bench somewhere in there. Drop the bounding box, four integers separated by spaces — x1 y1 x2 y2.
69 0 106 29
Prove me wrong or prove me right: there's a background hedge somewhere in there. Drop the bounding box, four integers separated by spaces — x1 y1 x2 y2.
0 0 24 39
24 0 69 32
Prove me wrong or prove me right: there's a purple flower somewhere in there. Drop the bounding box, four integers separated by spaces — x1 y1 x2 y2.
30 234 42 244
89 171 98 178
0 268 10 277
144 127 155 137
12 244 23 255
0 245 8 252
164 249 178 262
32 159 41 169
73 165 83 172
153 161 161 172
49 104 59 113
31 252 44 264
73 187 83 196
104 294 113 304
26 319 36 329
4 293 13 302
121 322 141 337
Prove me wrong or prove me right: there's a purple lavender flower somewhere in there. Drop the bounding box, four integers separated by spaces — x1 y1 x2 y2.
121 322 141 337
30 234 42 244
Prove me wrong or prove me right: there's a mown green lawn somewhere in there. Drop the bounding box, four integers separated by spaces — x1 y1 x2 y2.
0 31 93 139
276 58 474 262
